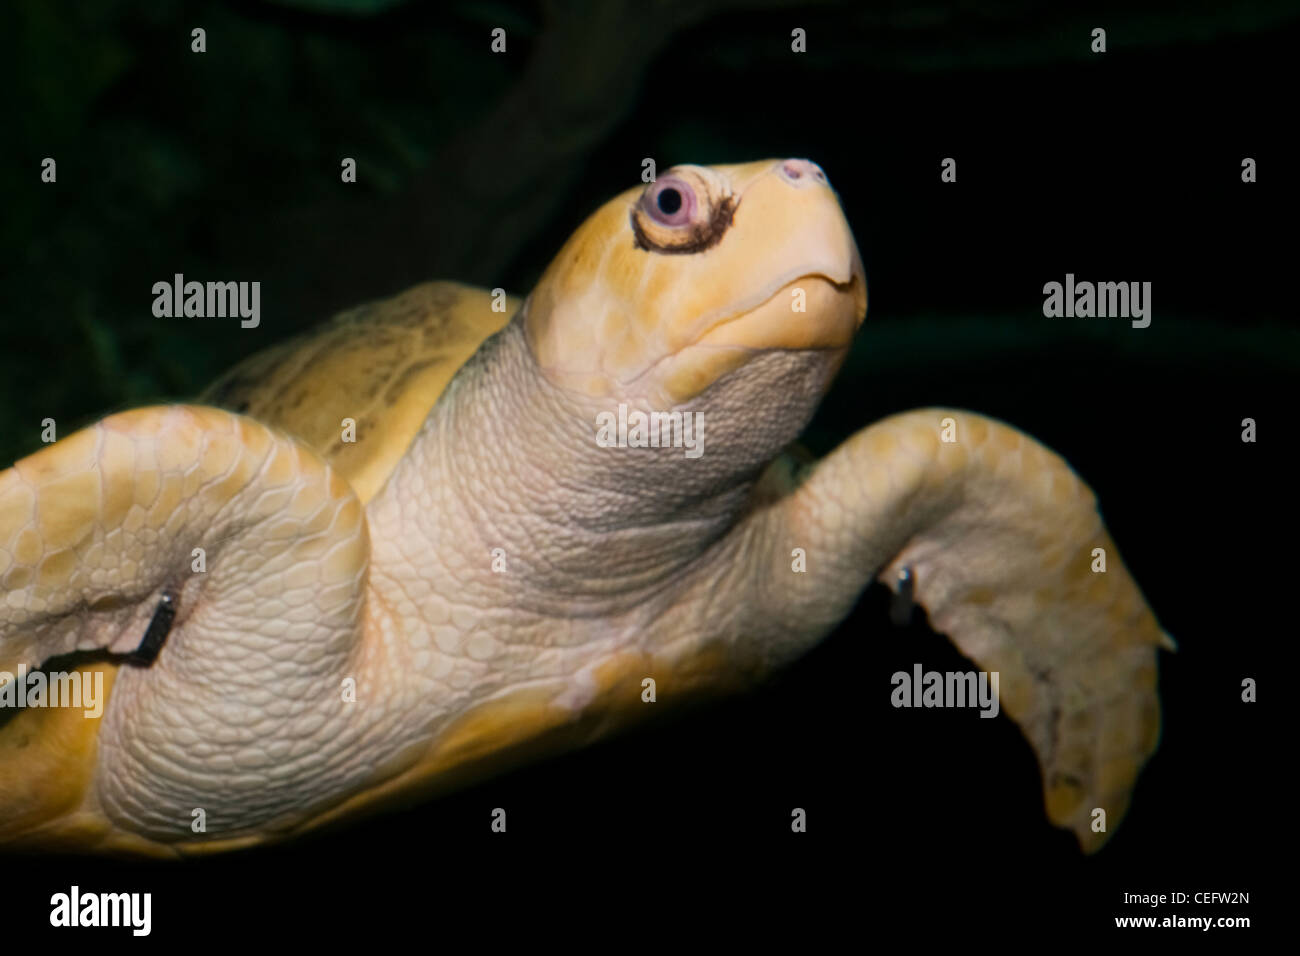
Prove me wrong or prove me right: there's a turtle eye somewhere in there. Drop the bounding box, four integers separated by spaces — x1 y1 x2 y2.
631 166 734 255
644 178 696 226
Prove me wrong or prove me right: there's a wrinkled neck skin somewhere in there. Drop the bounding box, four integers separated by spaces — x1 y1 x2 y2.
369 314 834 620
361 311 841 733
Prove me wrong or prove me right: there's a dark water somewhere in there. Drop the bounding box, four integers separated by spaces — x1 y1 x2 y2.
2 0 1292 941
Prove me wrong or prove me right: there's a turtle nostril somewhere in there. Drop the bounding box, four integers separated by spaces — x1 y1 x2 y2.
780 159 827 185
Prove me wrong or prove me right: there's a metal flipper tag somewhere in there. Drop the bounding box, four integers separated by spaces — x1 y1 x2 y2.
129 591 177 666
889 566 915 627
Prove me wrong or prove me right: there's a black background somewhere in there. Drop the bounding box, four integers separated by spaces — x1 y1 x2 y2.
3 0 1292 942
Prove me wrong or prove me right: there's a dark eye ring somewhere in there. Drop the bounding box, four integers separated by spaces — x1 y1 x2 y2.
645 178 695 226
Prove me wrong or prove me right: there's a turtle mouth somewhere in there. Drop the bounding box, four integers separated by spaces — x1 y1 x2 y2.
681 266 867 354
621 266 867 405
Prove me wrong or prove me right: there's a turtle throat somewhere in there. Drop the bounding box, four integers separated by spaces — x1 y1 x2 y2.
366 316 835 617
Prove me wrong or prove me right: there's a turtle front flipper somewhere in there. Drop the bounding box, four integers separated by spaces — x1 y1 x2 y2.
746 408 1171 852
0 405 371 854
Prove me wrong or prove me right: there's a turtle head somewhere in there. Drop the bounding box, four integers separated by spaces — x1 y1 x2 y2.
524 159 867 410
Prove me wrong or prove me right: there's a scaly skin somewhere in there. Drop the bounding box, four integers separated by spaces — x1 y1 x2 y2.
0 160 1169 855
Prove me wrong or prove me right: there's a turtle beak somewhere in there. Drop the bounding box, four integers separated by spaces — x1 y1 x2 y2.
687 159 867 353
768 158 867 331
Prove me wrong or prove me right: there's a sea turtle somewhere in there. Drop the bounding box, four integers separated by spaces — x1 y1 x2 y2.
0 159 1170 856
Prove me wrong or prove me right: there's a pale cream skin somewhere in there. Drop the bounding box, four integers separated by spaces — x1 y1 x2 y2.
0 161 1169 855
